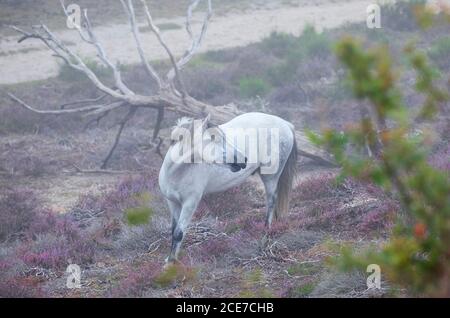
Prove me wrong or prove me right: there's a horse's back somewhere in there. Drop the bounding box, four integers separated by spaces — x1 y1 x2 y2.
220 112 293 132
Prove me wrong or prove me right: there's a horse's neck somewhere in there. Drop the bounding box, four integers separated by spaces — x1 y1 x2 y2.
167 142 199 167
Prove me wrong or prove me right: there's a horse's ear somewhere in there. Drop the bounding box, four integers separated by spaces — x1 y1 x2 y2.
202 114 211 129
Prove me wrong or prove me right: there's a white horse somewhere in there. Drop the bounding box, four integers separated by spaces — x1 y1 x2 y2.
159 112 297 263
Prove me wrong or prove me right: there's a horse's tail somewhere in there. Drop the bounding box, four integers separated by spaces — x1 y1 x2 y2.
275 128 297 220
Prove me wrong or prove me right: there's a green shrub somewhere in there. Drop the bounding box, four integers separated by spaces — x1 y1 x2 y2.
261 26 331 61
153 264 197 288
124 192 154 226
287 262 320 276
238 77 272 98
428 37 450 69
261 26 332 86
299 25 331 60
311 36 450 296
125 207 153 226
260 31 298 58
293 282 316 297
238 269 275 298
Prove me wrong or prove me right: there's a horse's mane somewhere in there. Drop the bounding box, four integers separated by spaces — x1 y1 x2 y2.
176 117 194 128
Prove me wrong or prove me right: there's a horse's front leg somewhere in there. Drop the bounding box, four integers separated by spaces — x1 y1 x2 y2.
166 199 181 236
167 197 201 264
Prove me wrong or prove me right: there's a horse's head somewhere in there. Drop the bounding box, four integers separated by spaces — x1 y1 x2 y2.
170 115 247 171
201 116 248 172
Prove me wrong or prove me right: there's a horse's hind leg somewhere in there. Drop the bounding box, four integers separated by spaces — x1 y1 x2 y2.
260 175 280 228
167 197 200 263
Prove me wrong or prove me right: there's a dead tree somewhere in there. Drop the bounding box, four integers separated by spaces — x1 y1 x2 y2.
7 0 336 169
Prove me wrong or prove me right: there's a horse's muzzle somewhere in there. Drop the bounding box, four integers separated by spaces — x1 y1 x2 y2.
229 156 247 172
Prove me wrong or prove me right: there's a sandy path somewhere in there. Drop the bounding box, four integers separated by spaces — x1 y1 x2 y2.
0 0 375 85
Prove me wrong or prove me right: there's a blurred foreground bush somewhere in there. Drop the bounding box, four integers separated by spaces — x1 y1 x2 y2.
310 10 450 296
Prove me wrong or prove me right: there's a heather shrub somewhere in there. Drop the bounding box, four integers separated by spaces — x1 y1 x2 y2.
0 187 97 270
201 184 260 219
201 238 230 258
184 67 232 104
73 172 159 219
292 173 338 202
291 174 398 234
0 189 41 242
224 213 290 239
109 261 161 297
0 257 41 298
0 276 45 298
17 220 96 270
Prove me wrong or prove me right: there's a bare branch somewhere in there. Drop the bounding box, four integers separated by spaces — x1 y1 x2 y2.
138 0 187 96
152 107 164 141
8 93 106 115
168 0 213 80
120 0 162 89
60 93 108 109
101 106 138 169
83 110 111 131
82 101 125 117
60 1 134 95
72 164 137 174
